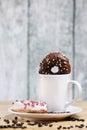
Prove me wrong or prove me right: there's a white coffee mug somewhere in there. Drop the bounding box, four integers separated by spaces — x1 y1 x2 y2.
37 74 82 112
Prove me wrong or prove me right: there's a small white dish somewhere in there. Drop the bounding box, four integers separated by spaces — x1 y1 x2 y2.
8 106 82 121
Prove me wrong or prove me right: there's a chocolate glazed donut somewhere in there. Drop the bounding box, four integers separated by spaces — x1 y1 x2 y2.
39 52 71 75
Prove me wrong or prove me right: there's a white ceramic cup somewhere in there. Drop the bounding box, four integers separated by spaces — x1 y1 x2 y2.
37 74 82 112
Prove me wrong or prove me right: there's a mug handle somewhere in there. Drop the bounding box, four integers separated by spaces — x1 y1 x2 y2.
66 80 82 107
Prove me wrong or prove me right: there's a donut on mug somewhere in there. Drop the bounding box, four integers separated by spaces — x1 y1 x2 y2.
39 52 71 75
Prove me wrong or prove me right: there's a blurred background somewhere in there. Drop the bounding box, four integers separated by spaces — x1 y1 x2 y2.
0 0 87 100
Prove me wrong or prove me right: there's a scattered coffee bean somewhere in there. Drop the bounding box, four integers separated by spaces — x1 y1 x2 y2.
0 116 86 129
79 119 85 122
7 125 12 128
21 126 27 129
57 126 62 129
26 120 30 123
70 126 73 128
62 126 67 129
12 120 17 124
14 116 18 120
0 126 4 128
16 123 22 127
66 116 85 122
4 119 10 124
49 124 53 127
38 123 43 127
80 124 84 128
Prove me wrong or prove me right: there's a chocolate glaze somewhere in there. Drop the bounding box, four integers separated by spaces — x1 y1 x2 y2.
39 52 71 75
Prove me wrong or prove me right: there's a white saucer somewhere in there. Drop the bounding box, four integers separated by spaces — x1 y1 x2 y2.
8 106 82 121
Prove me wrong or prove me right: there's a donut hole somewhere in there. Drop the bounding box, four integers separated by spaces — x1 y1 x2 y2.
51 66 59 73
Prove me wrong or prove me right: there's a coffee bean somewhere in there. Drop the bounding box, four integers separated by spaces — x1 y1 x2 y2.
7 125 12 128
49 124 53 127
38 123 43 127
12 120 17 124
62 126 66 129
3 125 8 128
0 126 4 128
4 119 10 124
79 119 85 122
57 126 62 129
16 123 23 127
70 126 73 128
14 116 18 120
80 124 84 128
21 126 27 129
26 120 30 123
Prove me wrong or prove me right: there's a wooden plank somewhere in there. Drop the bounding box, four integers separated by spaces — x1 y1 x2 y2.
0 0 28 100
29 0 73 99
75 0 87 100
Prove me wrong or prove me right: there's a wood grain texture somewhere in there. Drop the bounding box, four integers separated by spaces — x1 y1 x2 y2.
0 0 87 100
75 0 87 100
0 0 28 100
29 0 73 99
